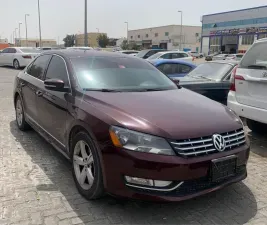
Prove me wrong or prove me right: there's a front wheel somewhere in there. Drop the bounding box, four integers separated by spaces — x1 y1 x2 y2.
71 132 104 200
246 119 267 135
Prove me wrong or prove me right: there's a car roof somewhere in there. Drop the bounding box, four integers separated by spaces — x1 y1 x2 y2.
205 60 239 66
149 59 196 67
157 51 189 54
39 49 143 59
139 49 166 53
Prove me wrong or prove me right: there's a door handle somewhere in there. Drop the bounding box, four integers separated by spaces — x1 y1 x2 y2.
36 90 43 97
20 82 26 87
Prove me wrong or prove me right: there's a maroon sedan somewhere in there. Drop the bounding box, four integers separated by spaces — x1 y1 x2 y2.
13 50 250 202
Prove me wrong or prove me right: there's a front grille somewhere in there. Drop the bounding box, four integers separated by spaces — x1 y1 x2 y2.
169 128 246 158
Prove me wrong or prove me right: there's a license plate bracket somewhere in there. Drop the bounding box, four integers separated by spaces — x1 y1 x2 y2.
211 155 237 182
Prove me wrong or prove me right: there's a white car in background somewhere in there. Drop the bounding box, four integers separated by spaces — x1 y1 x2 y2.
189 51 204 58
225 54 244 61
67 47 93 50
0 47 40 69
146 51 194 62
227 38 267 134
213 54 229 61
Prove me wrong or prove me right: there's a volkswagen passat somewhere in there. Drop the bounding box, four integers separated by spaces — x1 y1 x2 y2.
13 50 250 202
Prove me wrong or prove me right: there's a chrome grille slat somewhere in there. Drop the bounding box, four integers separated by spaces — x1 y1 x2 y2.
170 129 246 158
178 149 217 156
173 143 214 151
170 138 212 145
225 135 245 143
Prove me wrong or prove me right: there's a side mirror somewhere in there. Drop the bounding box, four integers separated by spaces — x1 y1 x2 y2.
171 78 182 89
44 78 65 91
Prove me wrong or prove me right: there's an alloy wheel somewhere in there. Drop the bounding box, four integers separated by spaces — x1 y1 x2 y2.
14 60 19 69
16 99 23 126
73 140 95 190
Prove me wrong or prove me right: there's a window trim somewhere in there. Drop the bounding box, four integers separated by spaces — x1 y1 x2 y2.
44 54 72 94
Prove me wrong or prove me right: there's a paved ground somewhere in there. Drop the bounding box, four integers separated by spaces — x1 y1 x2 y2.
0 66 267 225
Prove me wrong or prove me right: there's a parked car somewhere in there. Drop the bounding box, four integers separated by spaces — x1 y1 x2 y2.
118 50 139 55
150 59 196 78
227 38 267 134
189 51 204 58
67 47 93 50
147 51 194 62
205 52 219 61
0 47 40 69
14 50 249 202
177 61 238 104
136 49 166 59
225 54 244 61
213 54 229 61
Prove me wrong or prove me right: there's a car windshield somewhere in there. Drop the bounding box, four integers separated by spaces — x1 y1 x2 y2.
20 48 40 53
147 52 162 60
71 56 177 92
136 50 149 58
187 62 233 80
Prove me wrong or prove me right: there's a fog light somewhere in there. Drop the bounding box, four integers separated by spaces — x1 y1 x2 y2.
125 176 153 186
154 180 172 187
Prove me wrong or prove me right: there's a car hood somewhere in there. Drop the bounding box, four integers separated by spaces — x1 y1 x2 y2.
82 89 242 140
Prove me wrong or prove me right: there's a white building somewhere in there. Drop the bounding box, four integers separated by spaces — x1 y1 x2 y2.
128 24 201 51
0 38 8 43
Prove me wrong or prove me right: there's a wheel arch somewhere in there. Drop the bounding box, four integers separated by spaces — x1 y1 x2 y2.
67 120 107 187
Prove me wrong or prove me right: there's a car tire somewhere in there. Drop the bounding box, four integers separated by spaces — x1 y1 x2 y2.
71 131 105 200
246 119 267 135
13 59 20 69
200 55 203 58
15 96 31 131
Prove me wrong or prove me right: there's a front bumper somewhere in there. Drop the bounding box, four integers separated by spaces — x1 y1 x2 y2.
101 143 250 202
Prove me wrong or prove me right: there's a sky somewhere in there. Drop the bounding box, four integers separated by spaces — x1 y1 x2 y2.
0 0 267 44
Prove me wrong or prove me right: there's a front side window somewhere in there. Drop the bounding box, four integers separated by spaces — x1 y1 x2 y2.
160 53 171 59
9 48 17 53
27 55 51 80
71 57 177 91
45 56 69 86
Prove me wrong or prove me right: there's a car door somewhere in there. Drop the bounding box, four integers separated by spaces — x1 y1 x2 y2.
36 55 70 146
7 48 17 65
19 54 52 124
0 48 10 65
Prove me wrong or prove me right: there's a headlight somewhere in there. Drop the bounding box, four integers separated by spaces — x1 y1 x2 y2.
109 126 175 156
228 108 244 127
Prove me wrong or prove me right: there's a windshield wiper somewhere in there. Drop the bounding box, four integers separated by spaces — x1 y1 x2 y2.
247 65 267 70
138 88 172 92
83 88 121 92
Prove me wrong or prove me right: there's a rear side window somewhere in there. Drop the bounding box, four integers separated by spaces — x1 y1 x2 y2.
9 48 17 53
240 42 267 69
27 55 51 80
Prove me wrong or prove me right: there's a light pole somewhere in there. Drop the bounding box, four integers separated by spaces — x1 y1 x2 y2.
38 0 42 47
15 28 18 46
84 0 88 46
18 22 22 47
25 14 30 47
124 22 129 44
178 10 183 50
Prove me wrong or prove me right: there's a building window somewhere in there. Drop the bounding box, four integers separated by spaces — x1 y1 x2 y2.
155 33 158 37
242 35 254 45
146 34 149 38
165 32 169 36
138 35 140 38
130 36 133 39
210 36 221 46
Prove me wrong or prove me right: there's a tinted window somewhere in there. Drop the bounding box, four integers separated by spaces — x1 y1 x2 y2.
188 62 233 80
160 53 171 59
158 63 192 75
27 55 51 79
171 53 179 59
45 56 69 86
240 42 267 68
178 53 189 58
71 57 177 91
145 50 156 58
147 52 162 60
2 48 10 53
9 48 17 53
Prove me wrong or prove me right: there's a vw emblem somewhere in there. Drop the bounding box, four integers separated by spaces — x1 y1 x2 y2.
263 72 267 77
212 134 226 152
